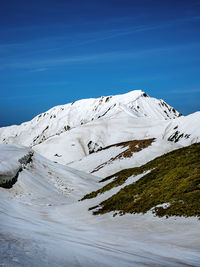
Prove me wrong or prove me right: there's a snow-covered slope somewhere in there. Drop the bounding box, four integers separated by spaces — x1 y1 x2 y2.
163 111 200 145
0 90 180 147
32 110 200 166
0 144 99 201
68 112 200 177
33 112 170 164
1 144 200 266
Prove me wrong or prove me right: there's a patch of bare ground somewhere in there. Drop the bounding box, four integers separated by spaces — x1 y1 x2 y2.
91 138 155 174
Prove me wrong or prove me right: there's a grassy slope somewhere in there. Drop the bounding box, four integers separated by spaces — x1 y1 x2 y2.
83 143 200 218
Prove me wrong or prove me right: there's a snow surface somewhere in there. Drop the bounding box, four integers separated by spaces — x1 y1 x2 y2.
32 114 171 164
1 144 200 267
33 110 200 168
163 111 200 145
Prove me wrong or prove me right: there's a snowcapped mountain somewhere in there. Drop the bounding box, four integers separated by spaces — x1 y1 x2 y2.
0 90 180 147
0 90 199 172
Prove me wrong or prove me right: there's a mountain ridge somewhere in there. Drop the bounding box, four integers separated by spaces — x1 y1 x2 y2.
0 90 180 147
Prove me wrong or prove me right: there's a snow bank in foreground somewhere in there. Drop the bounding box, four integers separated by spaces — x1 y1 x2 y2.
0 144 200 266
0 144 32 185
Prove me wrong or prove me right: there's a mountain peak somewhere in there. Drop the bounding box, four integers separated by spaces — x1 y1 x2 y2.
0 90 181 148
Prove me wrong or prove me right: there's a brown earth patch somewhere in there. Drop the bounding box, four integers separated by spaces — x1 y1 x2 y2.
91 138 155 174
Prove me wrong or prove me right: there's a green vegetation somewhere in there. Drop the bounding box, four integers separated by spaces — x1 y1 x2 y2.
83 143 200 218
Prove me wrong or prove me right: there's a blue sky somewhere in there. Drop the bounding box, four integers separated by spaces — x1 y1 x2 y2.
0 0 200 126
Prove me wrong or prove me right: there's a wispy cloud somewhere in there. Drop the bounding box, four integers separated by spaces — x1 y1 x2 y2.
0 14 199 72
170 88 200 94
0 93 48 100
1 15 200 53
30 68 48 72
2 81 71 88
72 16 200 46
0 53 107 70
0 41 199 71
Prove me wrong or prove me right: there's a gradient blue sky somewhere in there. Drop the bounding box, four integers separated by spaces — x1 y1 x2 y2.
0 0 200 126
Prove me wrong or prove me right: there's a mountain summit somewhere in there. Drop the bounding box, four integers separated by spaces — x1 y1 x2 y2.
0 90 180 147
